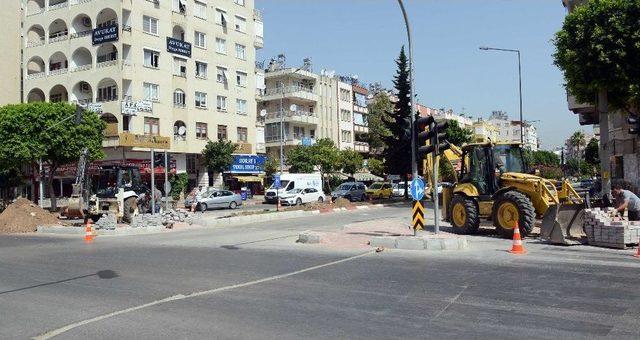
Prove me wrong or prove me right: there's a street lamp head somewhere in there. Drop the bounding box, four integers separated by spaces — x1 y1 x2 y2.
479 46 489 50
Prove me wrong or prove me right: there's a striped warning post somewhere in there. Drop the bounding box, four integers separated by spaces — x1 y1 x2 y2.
412 200 425 231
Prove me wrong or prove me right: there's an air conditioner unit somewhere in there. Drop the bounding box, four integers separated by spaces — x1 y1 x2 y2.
82 17 91 28
81 83 91 93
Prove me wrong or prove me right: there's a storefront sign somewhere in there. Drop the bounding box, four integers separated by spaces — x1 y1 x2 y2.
92 24 119 45
121 100 153 116
230 155 266 174
119 133 171 150
78 102 103 114
234 143 252 154
50 158 177 177
166 37 192 58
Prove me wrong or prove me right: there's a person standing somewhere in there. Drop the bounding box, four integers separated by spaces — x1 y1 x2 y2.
612 184 640 221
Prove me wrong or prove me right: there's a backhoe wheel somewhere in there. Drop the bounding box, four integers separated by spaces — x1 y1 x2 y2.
449 195 480 235
122 197 137 224
492 191 535 238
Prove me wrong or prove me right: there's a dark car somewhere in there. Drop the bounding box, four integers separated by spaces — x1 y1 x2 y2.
331 182 367 202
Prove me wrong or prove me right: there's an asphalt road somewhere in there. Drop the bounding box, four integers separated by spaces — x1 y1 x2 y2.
1 205 639 339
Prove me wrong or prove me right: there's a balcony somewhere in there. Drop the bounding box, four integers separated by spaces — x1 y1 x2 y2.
567 93 595 114
265 135 315 147
49 31 69 44
354 142 370 153
264 110 319 126
254 35 264 49
354 124 369 134
261 85 318 103
49 1 69 11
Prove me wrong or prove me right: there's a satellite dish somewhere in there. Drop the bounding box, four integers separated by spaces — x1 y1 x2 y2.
259 109 267 117
178 126 186 136
289 104 298 112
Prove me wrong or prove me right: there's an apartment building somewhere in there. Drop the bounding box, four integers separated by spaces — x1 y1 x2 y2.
0 1 23 105
258 63 365 161
351 83 370 154
22 0 264 188
561 0 640 189
487 111 538 151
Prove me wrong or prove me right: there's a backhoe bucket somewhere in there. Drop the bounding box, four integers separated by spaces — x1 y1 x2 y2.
540 202 585 245
65 196 85 219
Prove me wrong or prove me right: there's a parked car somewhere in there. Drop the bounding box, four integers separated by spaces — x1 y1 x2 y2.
365 182 393 199
186 190 243 211
264 173 323 204
331 182 367 202
280 187 325 206
392 183 407 197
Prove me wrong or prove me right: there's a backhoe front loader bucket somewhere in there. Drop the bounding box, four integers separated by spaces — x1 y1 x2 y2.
540 202 585 245
64 183 85 219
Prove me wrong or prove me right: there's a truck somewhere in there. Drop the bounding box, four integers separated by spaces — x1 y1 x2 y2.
264 173 322 204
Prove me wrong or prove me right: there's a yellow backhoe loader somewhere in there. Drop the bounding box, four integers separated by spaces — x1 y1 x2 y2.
426 141 585 245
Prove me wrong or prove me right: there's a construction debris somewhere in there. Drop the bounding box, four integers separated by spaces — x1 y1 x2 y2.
0 198 61 234
583 208 640 249
130 210 193 229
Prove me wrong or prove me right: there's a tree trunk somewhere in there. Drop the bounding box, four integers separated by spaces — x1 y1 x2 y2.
47 164 58 210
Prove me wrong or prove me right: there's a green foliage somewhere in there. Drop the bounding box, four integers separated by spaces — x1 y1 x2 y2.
383 46 413 178
367 158 385 177
169 173 189 201
339 148 363 177
443 120 473 146
201 140 235 185
525 150 561 167
566 158 580 177
537 166 564 180
310 138 341 175
286 146 315 173
365 93 393 151
584 137 599 165
569 131 586 158
264 156 278 179
553 0 640 111
439 157 456 183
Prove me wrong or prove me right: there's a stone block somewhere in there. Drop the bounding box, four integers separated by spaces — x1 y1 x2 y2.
370 236 397 249
425 239 443 250
298 232 322 244
395 237 426 250
441 238 461 250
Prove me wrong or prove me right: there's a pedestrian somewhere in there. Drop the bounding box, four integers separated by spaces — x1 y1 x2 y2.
188 186 202 213
153 185 162 214
612 184 640 221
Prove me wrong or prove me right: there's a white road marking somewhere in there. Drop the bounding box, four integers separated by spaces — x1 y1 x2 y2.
34 250 374 339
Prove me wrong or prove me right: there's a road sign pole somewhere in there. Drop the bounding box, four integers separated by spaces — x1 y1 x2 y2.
434 154 440 234
164 151 168 212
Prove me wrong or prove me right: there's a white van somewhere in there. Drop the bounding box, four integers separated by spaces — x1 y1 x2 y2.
264 173 323 203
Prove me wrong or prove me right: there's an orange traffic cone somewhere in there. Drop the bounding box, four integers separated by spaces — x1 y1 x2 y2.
84 220 94 243
635 237 640 258
509 221 526 254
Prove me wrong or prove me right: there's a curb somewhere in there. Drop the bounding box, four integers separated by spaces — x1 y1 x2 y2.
37 225 167 236
370 235 468 251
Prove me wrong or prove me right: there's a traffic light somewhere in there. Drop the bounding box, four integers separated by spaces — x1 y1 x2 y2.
416 116 450 157
628 115 639 135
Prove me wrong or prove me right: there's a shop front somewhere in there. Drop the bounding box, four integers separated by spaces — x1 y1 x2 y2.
223 155 267 196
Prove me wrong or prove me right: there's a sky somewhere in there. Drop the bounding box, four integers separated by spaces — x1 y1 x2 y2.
255 0 591 150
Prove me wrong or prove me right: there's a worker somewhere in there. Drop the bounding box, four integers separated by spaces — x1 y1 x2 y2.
153 185 162 214
612 184 640 221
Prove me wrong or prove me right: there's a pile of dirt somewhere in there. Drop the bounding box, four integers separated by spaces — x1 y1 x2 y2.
333 198 353 208
0 198 61 234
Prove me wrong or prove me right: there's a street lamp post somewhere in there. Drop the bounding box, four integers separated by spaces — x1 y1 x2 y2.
479 46 524 145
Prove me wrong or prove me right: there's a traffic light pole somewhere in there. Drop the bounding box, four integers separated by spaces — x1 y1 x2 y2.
433 153 440 234
164 151 169 212
151 148 155 216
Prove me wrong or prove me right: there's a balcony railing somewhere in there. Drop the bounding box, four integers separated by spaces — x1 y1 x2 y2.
354 142 370 153
70 30 92 39
265 110 317 120
26 72 46 80
265 135 315 144
49 1 69 11
254 9 263 21
264 85 315 97
26 38 45 48
49 68 68 76
96 59 118 68
27 8 45 17
71 64 92 73
49 32 69 43
71 0 93 5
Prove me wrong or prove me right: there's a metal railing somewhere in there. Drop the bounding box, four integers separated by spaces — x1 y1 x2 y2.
27 8 45 17
49 32 69 43
264 85 314 97
264 110 317 120
49 68 68 76
71 64 92 73
26 38 45 48
26 72 46 80
70 30 92 39
96 59 118 68
49 2 69 11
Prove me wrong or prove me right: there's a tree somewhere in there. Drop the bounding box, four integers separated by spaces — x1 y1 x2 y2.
554 0 640 113
439 157 456 183
526 150 561 167
0 103 105 209
569 131 586 159
367 158 385 177
383 46 413 198
365 93 392 152
201 140 235 187
264 156 279 181
584 137 599 166
339 149 363 178
309 138 341 193
443 120 473 146
286 146 315 173
169 173 189 201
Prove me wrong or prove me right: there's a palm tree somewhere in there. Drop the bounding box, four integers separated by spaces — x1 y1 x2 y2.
570 131 586 159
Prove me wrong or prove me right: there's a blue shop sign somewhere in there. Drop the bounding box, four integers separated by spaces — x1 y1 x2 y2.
230 155 266 174
92 24 119 45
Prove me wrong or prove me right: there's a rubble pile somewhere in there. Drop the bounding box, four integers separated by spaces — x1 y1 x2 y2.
0 198 60 234
94 214 117 230
584 208 640 249
131 210 193 229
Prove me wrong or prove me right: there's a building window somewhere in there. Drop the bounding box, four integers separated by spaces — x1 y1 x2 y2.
195 61 208 79
194 31 206 48
293 126 305 139
196 122 208 139
340 88 351 101
217 125 228 141
216 9 228 27
173 57 187 77
235 43 246 60
143 49 159 68
143 16 159 35
234 16 246 32
310 129 315 139
216 66 228 83
194 1 207 19
216 96 227 111
237 127 248 142
341 130 352 143
215 38 226 54
144 117 159 135
186 154 197 173
97 85 117 102
236 71 247 87
143 83 159 101
234 0 245 6
174 89 186 107
236 99 247 115
195 91 207 108
341 109 352 122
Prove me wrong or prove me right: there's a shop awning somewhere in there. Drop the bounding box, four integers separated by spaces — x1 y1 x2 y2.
235 176 263 184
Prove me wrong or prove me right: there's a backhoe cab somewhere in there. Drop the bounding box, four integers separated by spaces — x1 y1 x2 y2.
441 142 584 244
87 166 148 223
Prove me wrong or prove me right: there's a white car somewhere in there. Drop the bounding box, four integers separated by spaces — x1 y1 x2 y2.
280 188 325 206
392 183 407 197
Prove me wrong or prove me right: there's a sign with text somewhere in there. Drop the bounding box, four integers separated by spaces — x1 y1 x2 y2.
92 24 119 45
119 133 171 150
229 155 266 174
166 37 192 58
121 100 153 116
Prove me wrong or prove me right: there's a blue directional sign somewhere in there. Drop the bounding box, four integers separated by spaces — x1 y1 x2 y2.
410 178 425 201
274 174 281 189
